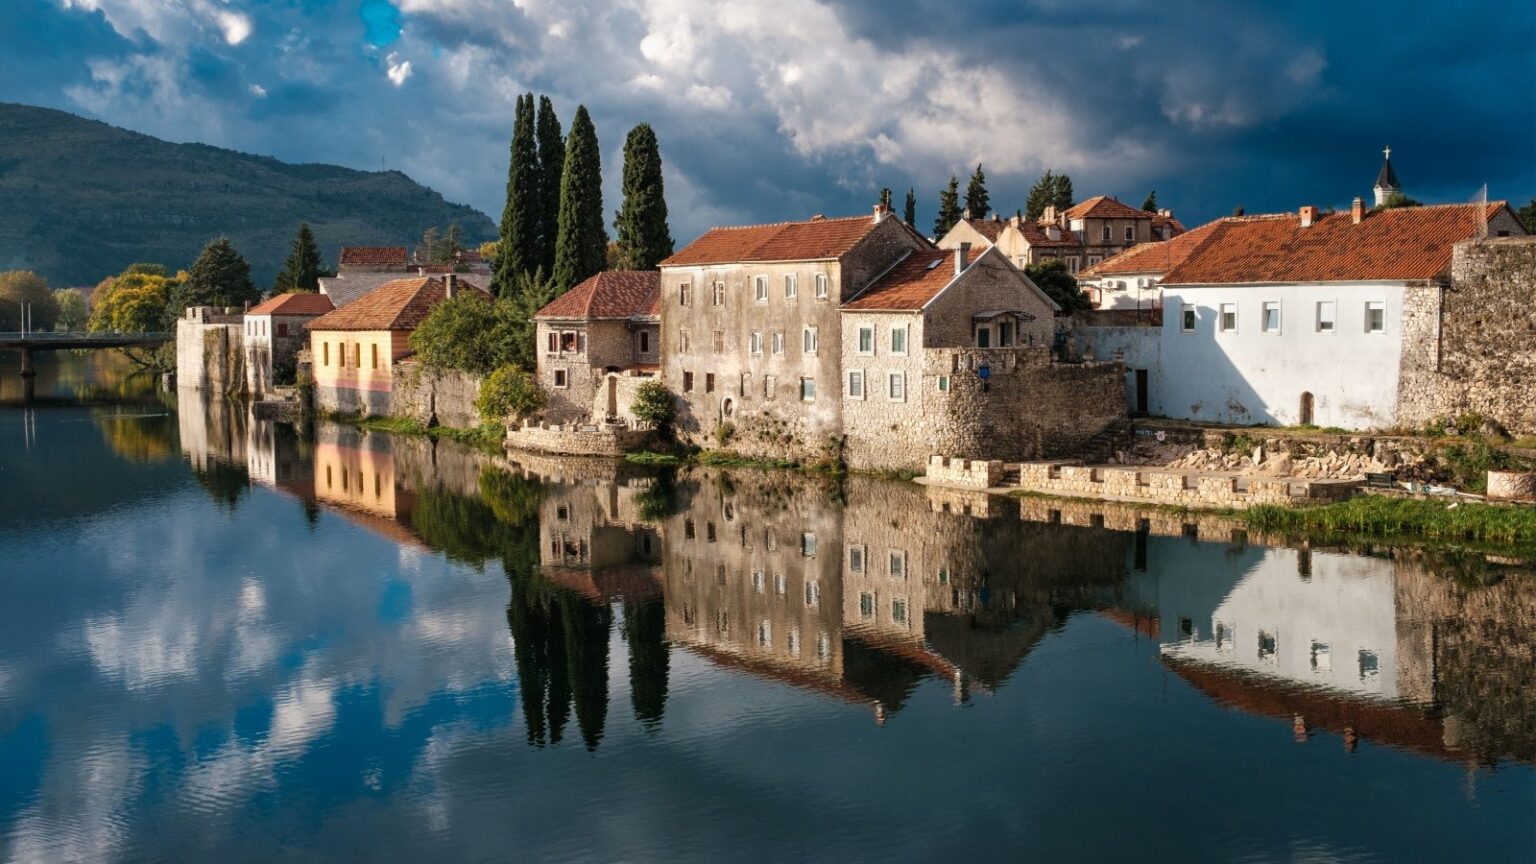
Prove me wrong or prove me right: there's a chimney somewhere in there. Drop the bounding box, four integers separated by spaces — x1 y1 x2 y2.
1351 197 1365 225
1042 204 1058 224
1299 205 1319 228
444 273 458 298
1046 225 1061 241
872 202 890 224
1158 208 1172 218
955 242 971 275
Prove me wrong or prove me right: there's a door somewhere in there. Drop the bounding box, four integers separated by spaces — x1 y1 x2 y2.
1134 369 1149 415
1299 391 1314 426
606 376 618 420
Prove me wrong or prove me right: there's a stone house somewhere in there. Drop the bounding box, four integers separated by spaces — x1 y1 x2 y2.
305 274 489 417
939 214 1086 272
175 305 245 394
242 292 334 398
938 198 1184 276
533 270 661 425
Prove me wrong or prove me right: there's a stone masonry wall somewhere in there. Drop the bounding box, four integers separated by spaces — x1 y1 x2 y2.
392 362 482 428
175 308 244 394
1397 237 1536 435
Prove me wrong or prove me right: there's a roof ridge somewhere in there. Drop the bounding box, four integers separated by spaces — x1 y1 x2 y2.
701 213 870 232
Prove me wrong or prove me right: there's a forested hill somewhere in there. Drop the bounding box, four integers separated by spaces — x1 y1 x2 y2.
0 103 496 287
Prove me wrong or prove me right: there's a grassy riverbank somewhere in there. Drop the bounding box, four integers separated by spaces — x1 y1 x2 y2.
624 448 841 473
353 416 504 451
1245 496 1536 547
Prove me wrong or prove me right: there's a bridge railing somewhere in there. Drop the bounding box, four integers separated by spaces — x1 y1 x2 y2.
0 331 173 340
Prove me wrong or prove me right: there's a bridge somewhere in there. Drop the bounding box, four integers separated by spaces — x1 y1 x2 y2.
0 332 173 376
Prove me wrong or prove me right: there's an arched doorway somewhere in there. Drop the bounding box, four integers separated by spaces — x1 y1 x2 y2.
720 397 735 420
1299 391 1314 426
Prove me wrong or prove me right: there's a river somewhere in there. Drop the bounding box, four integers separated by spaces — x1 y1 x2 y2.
1 352 1532 862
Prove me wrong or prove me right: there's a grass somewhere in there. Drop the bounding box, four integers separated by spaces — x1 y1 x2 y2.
624 450 682 466
623 447 841 474
1245 496 1536 547
353 415 504 451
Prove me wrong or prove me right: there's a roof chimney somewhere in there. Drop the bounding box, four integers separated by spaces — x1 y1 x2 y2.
873 202 890 224
961 207 972 221
1158 208 1172 218
955 242 971 275
1299 205 1319 228
1351 197 1365 225
444 273 458 298
1046 224 1061 241
1042 204 1058 224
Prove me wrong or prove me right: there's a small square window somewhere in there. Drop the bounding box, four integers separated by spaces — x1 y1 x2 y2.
1180 304 1197 333
857 326 875 355
1124 225 1135 242
1365 301 1386 334
804 580 820 608
800 377 816 401
937 375 950 392
1101 224 1112 241
1316 301 1336 332
848 545 865 572
1359 649 1380 679
859 592 875 619
888 372 906 402
1258 630 1278 661
754 276 769 302
815 273 829 299
888 551 906 578
785 275 797 298
553 369 568 388
891 599 908 624
1261 301 1281 333
1311 641 1332 672
848 370 865 399
1219 303 1238 333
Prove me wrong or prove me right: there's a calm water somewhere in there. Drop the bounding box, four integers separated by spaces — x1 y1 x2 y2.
1 353 1533 863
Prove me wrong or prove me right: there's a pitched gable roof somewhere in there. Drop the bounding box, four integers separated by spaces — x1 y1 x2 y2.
1080 219 1225 278
247 292 336 316
338 246 409 266
1010 219 1084 250
1061 196 1152 221
305 276 490 332
535 270 661 320
662 214 881 267
842 247 966 311
961 217 1007 243
1162 203 1511 285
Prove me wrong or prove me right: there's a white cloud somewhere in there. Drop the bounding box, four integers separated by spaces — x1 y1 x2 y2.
386 52 414 86
685 84 732 111
216 9 252 45
250 83 267 97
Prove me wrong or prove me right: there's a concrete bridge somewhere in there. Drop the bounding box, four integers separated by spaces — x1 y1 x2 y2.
0 332 173 376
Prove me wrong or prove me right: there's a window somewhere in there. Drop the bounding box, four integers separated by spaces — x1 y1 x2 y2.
750 331 763 355
800 377 816 401
775 572 786 596
354 343 361 368
757 620 771 648
848 545 866 572
801 532 817 557
804 580 820 608
738 373 751 397
975 327 991 348
1124 225 1135 242
547 332 558 354
816 631 831 662
787 627 800 657
803 327 818 355
752 570 764 593
784 274 797 298
1180 303 1197 333
1088 255 1102 266
1067 257 1080 274
937 375 950 392
679 283 691 306
705 372 716 393
1365 301 1386 334
754 275 769 302
679 329 691 353
1262 301 1281 333
371 343 379 369
1258 630 1278 661
859 592 875 619
1316 301 1336 333
891 599 908 624
682 371 694 392
323 341 330 366
763 375 776 400
848 370 865 399
1219 303 1238 333
887 372 906 402
553 369 568 388
1358 649 1380 679
1310 641 1332 672
338 341 346 368
277 322 288 337
684 519 695 539
712 282 725 306
815 273 829 299
712 330 724 353
1101 224 1112 241
772 332 785 355
888 550 906 578
937 567 950 584
998 321 1014 347
890 325 907 355
857 325 875 355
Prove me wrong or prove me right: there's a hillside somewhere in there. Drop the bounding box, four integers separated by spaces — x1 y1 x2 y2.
0 103 497 287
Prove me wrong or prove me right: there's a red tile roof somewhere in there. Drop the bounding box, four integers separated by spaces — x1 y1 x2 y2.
1061 196 1152 221
960 217 1008 243
1012 219 1084 249
247 292 336 316
1162 203 1511 285
843 246 975 311
338 246 409 266
534 270 661 320
1081 219 1225 278
1151 214 1187 236
662 214 881 267
305 276 490 332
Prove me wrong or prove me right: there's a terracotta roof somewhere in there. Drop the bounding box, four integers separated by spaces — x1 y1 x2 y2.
247 292 335 316
961 217 1008 243
1151 214 1187 236
534 270 661 320
662 214 881 267
305 276 490 332
338 246 409 266
1011 219 1084 249
1162 202 1510 285
1081 219 1225 278
1060 196 1152 221
843 247 967 311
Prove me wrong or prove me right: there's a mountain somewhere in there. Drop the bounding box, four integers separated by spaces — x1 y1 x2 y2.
0 103 497 287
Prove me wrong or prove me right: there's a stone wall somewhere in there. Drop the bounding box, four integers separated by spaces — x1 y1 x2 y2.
924 456 1002 488
1398 237 1536 435
505 421 656 457
1000 461 1362 508
175 307 245 394
392 362 482 429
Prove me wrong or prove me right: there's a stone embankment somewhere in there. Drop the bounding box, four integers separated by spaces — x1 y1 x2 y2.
1117 432 1432 481
505 420 656 457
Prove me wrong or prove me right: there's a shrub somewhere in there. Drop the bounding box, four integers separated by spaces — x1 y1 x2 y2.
714 421 736 445
630 380 675 430
410 292 519 376
477 364 546 423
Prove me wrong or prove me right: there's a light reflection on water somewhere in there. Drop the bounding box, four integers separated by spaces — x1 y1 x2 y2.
0 353 1532 862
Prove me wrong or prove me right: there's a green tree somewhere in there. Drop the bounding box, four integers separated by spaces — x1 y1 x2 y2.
88 265 177 332
54 288 88 330
552 105 607 293
274 222 323 293
494 93 540 297
933 175 961 237
630 380 675 433
0 271 59 331
1374 191 1423 210
409 291 517 376
170 237 259 313
1519 197 1536 234
1232 205 1245 217
903 187 916 225
477 364 548 423
964 164 990 219
1024 258 1090 312
1050 173 1074 210
1142 190 1158 212
879 187 892 209
1025 170 1055 221
613 123 675 270
535 96 566 276
504 268 558 371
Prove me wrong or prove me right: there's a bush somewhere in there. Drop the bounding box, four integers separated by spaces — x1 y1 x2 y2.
714 421 736 445
410 293 518 376
477 364 546 423
630 380 675 430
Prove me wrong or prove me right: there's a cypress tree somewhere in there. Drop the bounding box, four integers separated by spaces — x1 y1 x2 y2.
493 93 539 298
903 188 916 225
964 164 990 219
1025 170 1054 221
535 96 565 277
1051 173 1075 210
613 123 674 270
552 105 606 293
172 237 259 311
274 222 322 293
1142 190 1158 212
933 175 961 238
878 187 892 209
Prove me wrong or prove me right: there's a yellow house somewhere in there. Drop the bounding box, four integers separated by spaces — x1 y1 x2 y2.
304 274 488 416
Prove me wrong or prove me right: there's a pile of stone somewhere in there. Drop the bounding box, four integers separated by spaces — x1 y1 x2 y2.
1112 441 1427 481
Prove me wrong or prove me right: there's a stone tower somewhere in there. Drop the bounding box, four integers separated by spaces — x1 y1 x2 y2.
1373 146 1401 207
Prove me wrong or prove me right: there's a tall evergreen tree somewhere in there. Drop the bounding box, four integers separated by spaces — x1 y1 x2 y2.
552 105 606 293
1025 170 1055 221
493 93 539 298
535 96 565 277
1050 173 1075 210
878 187 892 209
1142 190 1158 212
903 188 917 225
171 237 259 312
964 164 990 219
274 222 322 293
613 123 674 270
933 175 961 238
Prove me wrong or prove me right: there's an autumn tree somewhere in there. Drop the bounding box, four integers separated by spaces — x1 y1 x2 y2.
0 271 58 331
54 288 88 331
88 265 177 333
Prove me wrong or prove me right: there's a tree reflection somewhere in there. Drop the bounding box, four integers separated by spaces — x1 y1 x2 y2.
623 597 669 729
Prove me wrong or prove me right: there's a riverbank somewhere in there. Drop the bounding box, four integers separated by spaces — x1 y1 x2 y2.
350 415 505 452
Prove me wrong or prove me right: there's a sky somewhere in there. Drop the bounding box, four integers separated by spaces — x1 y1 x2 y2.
1 0 1532 244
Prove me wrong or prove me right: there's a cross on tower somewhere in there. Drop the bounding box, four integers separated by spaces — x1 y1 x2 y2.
1383 145 1391 160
